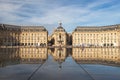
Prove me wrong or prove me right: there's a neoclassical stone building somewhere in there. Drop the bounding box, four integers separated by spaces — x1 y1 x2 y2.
20 26 48 46
0 24 48 46
72 24 120 47
1 23 120 47
0 24 21 46
50 23 67 46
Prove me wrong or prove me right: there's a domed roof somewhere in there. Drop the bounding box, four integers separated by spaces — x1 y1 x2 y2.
55 23 66 32
57 22 63 28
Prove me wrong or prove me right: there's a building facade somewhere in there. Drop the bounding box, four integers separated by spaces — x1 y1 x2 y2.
1 23 120 47
72 24 120 47
0 24 48 46
50 23 67 46
20 26 48 46
0 24 21 46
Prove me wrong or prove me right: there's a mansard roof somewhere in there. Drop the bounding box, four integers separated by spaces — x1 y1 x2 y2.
21 26 47 31
74 24 120 31
0 24 47 31
0 24 21 31
55 23 66 32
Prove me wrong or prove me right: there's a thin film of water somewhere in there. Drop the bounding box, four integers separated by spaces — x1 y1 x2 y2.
0 47 120 80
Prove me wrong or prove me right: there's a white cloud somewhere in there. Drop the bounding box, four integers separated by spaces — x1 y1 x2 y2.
0 0 120 33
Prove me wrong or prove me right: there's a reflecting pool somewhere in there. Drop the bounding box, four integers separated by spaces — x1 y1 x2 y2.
0 47 120 80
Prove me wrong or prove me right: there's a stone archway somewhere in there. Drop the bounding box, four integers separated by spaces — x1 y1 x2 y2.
43 43 46 46
40 43 43 46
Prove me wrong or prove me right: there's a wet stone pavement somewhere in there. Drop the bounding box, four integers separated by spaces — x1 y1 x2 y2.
0 55 120 80
0 48 120 80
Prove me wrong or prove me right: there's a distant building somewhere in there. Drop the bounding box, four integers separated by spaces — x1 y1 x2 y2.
50 23 67 46
0 24 48 46
72 24 120 47
0 24 21 46
1 23 120 47
20 26 48 46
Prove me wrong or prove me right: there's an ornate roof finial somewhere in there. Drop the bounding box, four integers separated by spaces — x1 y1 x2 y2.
59 21 62 27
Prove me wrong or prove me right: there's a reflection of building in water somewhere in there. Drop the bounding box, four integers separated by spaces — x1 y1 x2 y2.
72 24 120 47
0 24 48 46
52 48 67 62
0 48 20 67
50 23 67 46
20 48 48 63
0 48 48 67
72 48 120 64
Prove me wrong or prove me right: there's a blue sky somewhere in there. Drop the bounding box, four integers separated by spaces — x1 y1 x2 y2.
0 0 120 34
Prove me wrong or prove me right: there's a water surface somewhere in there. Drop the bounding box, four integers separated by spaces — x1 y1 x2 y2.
0 47 120 80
